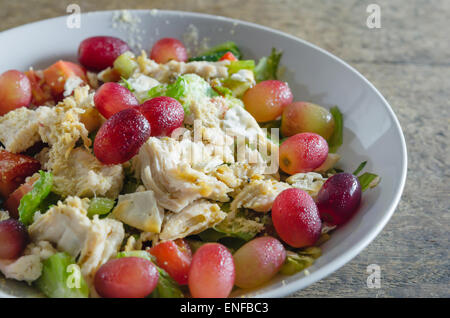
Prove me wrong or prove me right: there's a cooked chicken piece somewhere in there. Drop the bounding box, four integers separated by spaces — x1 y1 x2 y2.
230 178 291 213
184 96 229 128
212 163 265 191
0 241 57 283
123 236 138 252
0 255 42 284
286 172 327 198
126 74 160 102
135 137 232 212
222 105 279 175
29 197 92 256
159 200 227 241
112 190 164 233
50 147 123 198
77 216 125 285
0 107 47 153
28 197 124 285
136 51 229 83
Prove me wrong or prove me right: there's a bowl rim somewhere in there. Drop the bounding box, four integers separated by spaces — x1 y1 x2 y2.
0 9 407 298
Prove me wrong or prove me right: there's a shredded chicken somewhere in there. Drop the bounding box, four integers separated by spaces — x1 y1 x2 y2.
137 51 230 83
0 107 44 153
0 241 57 283
135 137 232 212
286 172 327 198
159 200 227 241
230 178 291 213
48 147 123 198
28 197 124 289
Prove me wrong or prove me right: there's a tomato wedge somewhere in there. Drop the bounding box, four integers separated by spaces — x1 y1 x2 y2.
0 150 41 198
4 174 39 219
43 60 87 96
149 239 192 285
219 51 238 61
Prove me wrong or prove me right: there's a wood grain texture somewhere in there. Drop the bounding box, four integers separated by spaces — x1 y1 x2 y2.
0 0 448 297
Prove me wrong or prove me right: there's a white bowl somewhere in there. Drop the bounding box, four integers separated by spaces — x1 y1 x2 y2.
0 10 407 298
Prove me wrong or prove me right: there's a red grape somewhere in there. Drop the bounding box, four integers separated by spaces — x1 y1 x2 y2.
94 108 151 165
188 243 235 298
149 239 192 285
150 38 188 64
272 188 322 248
243 80 293 122
139 96 184 137
78 36 130 71
233 236 286 289
281 102 335 140
0 70 32 116
316 173 362 226
279 132 328 175
0 219 29 260
94 82 139 119
94 257 159 298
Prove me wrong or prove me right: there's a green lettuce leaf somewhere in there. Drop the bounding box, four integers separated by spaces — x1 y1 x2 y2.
254 48 283 82
19 171 53 226
328 106 343 153
35 253 89 298
352 161 367 175
352 161 380 191
189 41 242 61
147 74 217 115
358 172 381 191
280 253 315 276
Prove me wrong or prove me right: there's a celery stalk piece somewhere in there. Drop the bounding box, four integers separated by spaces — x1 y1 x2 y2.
35 253 89 298
113 51 138 79
87 198 115 218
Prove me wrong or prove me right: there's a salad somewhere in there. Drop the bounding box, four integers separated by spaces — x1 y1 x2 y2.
0 34 379 298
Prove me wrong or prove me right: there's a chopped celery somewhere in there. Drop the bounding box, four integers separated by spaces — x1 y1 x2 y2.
328 106 343 153
19 171 53 226
227 60 255 74
35 253 89 298
87 198 115 218
116 250 154 262
222 78 252 98
254 48 283 82
113 51 138 79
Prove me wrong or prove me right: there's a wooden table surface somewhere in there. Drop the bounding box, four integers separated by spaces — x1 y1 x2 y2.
0 0 448 297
